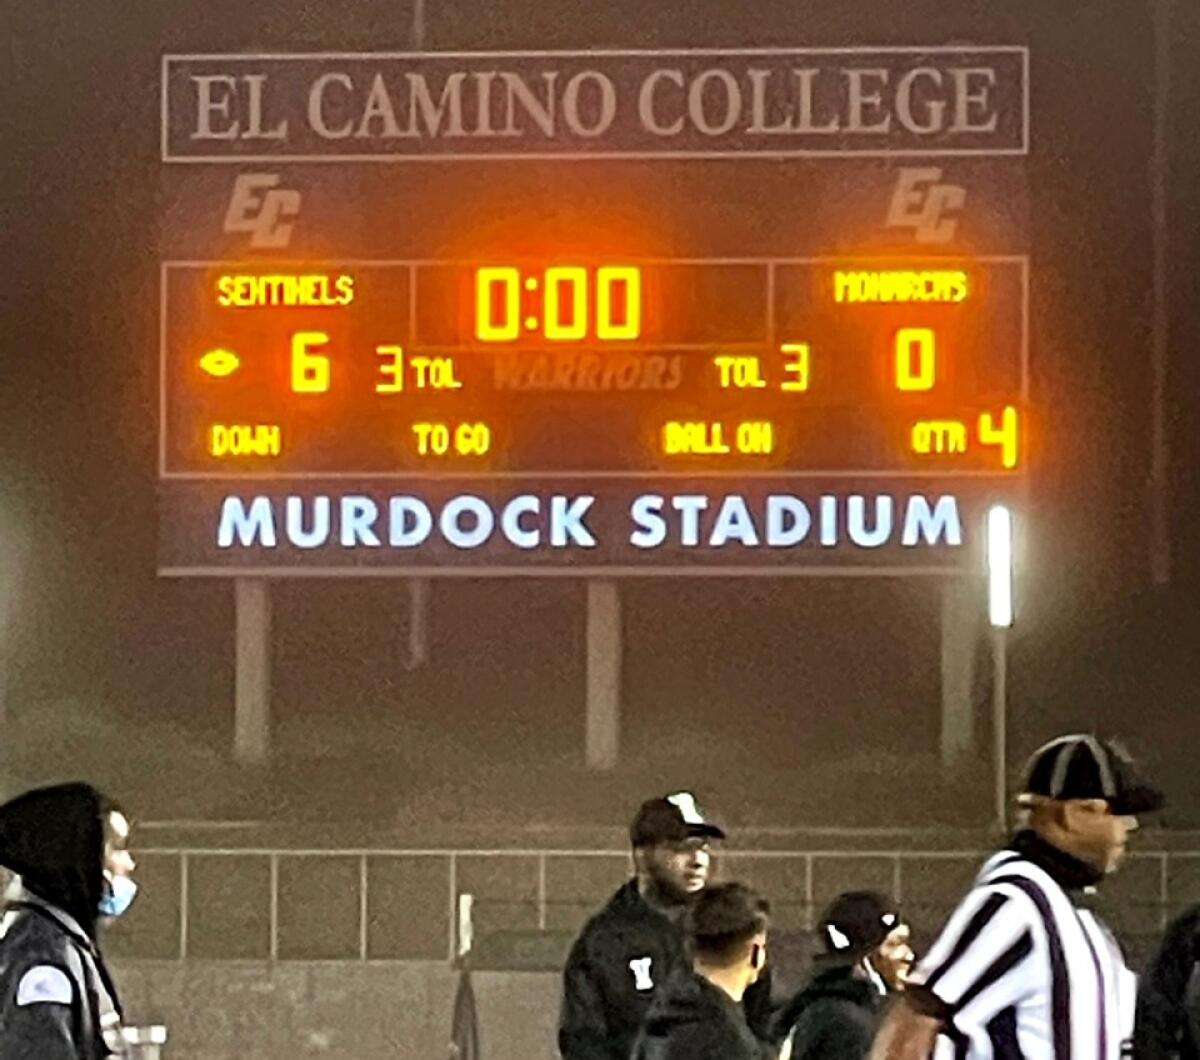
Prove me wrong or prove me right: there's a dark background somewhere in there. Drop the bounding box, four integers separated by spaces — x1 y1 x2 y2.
2 0 1198 833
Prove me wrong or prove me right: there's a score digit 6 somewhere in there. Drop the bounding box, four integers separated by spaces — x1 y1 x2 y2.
291 331 331 393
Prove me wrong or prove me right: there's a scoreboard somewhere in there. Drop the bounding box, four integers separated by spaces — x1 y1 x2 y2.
158 48 1029 575
164 258 1023 477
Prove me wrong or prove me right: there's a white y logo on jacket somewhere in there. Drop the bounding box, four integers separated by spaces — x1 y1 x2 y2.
629 957 654 991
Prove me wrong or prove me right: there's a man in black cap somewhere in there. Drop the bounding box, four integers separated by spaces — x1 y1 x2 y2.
0 782 138 1059
558 792 774 1060
631 881 772 1060
774 891 914 1060
871 734 1162 1060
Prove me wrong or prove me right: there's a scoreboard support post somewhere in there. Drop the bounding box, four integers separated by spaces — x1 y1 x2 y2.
406 578 431 670
234 578 272 765
585 581 622 771
939 577 981 765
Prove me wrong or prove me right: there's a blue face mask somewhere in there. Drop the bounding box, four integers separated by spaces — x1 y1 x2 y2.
98 874 138 918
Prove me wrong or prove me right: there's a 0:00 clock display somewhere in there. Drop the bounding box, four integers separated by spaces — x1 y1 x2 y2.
474 265 642 343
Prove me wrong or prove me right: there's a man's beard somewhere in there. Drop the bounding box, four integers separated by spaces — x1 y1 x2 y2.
643 870 698 909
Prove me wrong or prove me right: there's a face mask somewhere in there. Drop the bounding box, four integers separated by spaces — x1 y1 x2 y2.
99 874 138 918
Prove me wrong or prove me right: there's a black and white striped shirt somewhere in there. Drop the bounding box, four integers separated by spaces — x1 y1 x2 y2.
909 834 1136 1060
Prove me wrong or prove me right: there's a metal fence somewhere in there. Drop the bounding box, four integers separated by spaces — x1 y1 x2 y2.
105 846 1200 966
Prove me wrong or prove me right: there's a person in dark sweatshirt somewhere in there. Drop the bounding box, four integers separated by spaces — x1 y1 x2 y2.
631 881 772 1060
1135 903 1200 1059
0 783 138 1059
774 891 914 1060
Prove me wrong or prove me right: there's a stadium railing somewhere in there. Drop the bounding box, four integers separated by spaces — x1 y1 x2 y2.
103 846 1193 969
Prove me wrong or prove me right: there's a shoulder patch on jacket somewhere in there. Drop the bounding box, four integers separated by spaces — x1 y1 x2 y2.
16 965 74 1006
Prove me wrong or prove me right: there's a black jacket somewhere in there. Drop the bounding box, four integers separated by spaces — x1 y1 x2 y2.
0 784 126 1059
631 971 766 1060
773 963 883 1060
558 881 775 1060
1135 904 1200 1060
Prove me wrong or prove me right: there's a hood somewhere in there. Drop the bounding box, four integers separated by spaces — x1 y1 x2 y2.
641 972 737 1039
799 964 881 1006
0 783 107 937
772 964 880 1039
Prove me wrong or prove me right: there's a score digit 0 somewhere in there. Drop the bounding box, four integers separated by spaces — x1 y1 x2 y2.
894 327 936 391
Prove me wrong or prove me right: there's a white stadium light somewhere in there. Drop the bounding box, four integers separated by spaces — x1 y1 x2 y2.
987 505 1014 629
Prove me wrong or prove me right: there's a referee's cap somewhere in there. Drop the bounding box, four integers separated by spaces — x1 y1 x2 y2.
1018 735 1165 815
630 792 726 846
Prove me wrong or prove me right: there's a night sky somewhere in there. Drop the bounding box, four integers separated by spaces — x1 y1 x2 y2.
2 0 1198 829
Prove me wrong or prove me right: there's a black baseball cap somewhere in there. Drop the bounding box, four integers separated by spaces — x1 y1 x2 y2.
630 792 726 847
1018 735 1165 816
817 891 903 963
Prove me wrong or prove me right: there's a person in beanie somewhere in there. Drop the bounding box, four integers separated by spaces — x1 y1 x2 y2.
631 882 771 1060
871 734 1162 1060
773 891 914 1060
0 783 138 1059
558 792 774 1060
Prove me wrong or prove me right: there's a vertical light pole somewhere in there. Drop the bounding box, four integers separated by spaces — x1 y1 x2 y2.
987 506 1014 833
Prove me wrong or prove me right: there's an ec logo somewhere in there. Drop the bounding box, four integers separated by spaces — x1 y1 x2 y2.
224 173 301 248
886 168 966 244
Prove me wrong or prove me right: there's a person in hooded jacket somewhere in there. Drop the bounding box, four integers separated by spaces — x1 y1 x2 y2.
0 782 138 1059
631 881 771 1060
773 891 914 1060
558 793 775 1060
1134 903 1200 1059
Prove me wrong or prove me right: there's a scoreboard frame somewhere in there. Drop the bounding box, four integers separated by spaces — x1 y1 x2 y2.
158 44 1030 576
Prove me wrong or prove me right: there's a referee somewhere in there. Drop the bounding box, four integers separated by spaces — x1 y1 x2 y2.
870 734 1163 1060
